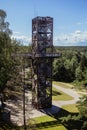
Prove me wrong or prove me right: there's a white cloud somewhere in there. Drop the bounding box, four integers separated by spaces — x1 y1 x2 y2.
54 30 87 46
76 21 87 25
13 31 21 34
76 22 82 25
11 32 31 45
12 30 87 46
74 30 81 34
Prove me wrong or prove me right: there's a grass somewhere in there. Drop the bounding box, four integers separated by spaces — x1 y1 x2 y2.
0 121 35 130
0 116 66 130
78 92 87 96
34 115 66 130
52 87 73 101
33 83 79 130
53 81 87 94
1 81 79 129
62 104 78 113
53 81 87 97
0 121 22 130
53 81 74 89
33 104 79 130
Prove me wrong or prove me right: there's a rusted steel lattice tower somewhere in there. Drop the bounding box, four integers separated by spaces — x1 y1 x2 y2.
12 16 60 110
32 16 59 109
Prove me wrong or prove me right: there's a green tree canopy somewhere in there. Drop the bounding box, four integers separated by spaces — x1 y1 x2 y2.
77 95 87 118
0 9 12 35
0 10 18 93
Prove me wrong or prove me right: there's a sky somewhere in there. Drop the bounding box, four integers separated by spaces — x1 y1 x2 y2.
0 0 87 46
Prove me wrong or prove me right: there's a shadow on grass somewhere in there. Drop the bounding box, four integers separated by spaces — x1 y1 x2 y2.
0 109 22 130
0 105 84 130
54 108 83 130
52 90 61 96
0 120 22 130
0 120 36 130
36 120 61 129
38 105 83 130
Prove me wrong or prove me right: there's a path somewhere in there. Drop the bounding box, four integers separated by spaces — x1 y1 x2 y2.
5 84 81 126
53 84 80 107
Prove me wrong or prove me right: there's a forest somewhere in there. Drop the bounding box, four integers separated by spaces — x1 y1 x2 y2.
0 9 87 130
53 46 87 88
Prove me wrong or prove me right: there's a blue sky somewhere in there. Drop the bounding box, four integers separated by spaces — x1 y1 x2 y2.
0 0 87 46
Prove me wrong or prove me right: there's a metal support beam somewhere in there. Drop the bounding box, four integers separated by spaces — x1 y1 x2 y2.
11 16 61 110
32 16 58 109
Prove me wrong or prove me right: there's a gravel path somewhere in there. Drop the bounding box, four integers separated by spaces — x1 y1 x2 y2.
53 84 80 107
5 84 81 126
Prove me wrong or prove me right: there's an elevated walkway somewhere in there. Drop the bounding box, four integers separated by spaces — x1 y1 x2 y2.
12 52 61 58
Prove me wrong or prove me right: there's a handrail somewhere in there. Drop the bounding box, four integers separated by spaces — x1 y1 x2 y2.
12 52 61 58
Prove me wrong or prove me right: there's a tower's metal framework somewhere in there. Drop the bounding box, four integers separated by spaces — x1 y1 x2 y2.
32 16 58 109
12 16 60 110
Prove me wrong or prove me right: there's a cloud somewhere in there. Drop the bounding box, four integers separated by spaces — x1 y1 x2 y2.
12 30 87 46
54 30 87 46
13 31 21 34
76 22 82 25
76 21 87 25
74 30 81 34
11 32 31 45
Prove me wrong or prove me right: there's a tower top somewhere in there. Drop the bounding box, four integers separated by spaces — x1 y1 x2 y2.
32 16 53 21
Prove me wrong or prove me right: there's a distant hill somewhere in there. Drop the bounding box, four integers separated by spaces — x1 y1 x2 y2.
54 46 87 52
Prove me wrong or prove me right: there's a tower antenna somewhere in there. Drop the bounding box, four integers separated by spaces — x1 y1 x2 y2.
33 3 38 17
